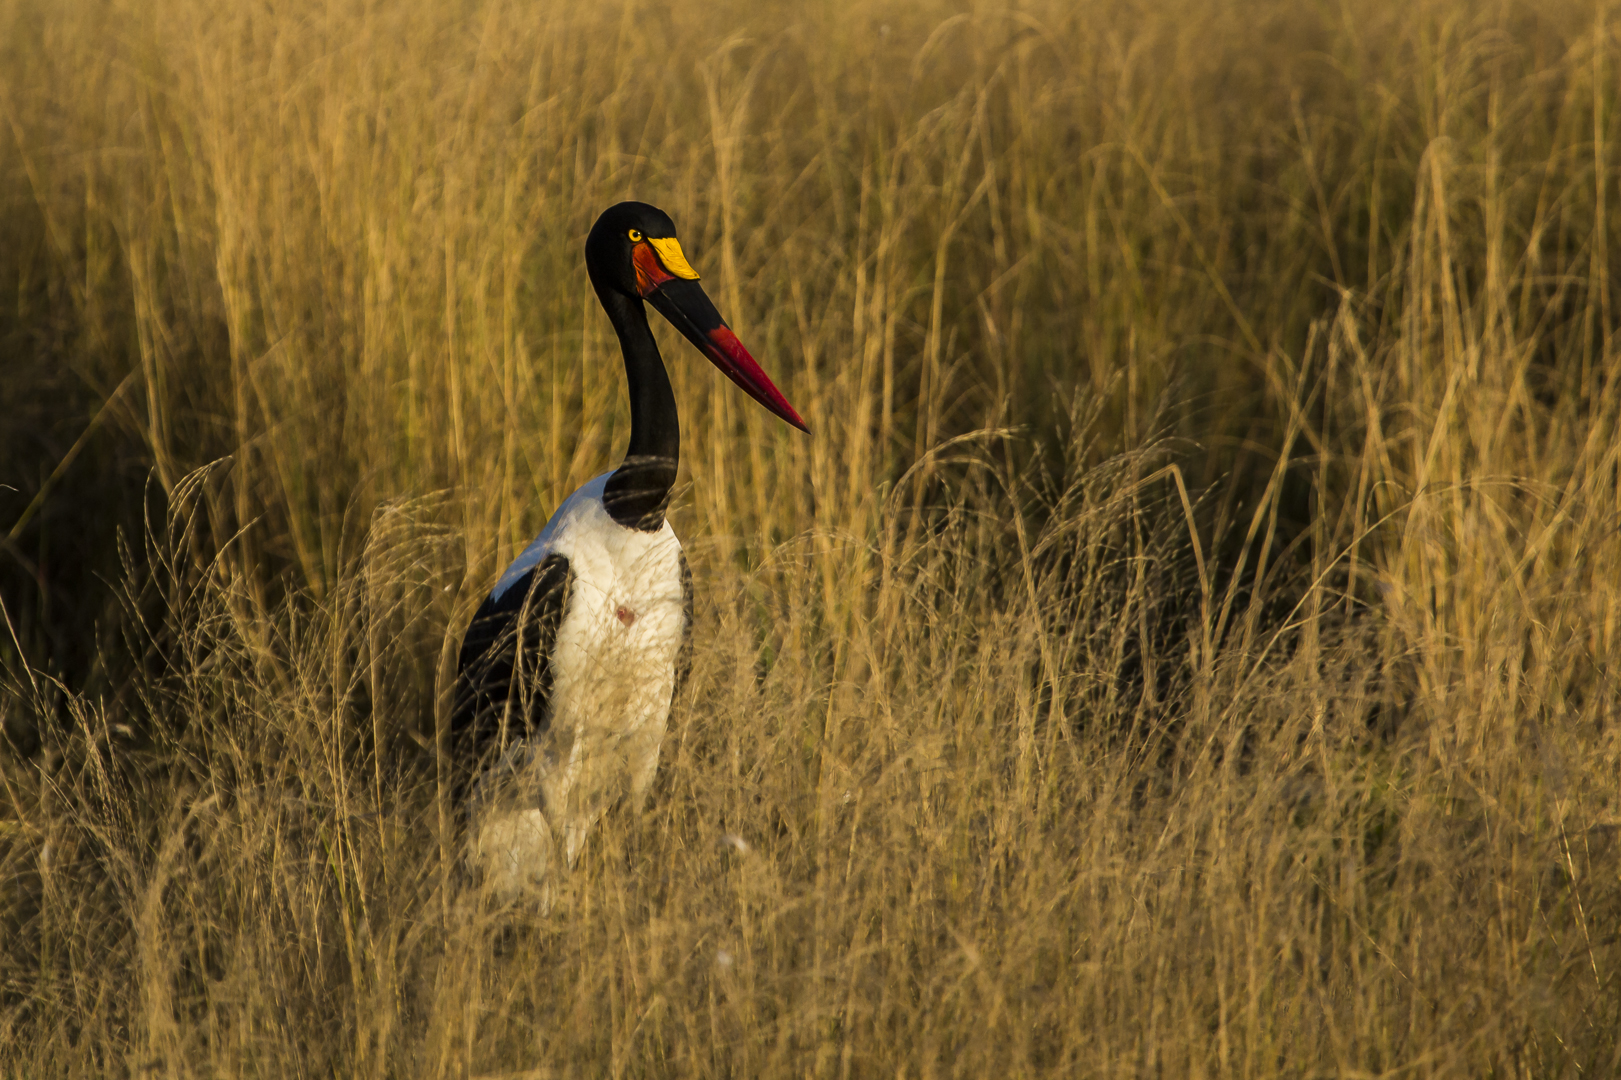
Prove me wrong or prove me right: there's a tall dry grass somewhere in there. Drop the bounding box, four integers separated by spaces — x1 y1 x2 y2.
2 0 1619 1074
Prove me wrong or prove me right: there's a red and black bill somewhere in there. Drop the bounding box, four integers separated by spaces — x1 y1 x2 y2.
642 271 809 433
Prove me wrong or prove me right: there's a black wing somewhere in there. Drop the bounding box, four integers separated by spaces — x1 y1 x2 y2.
450 553 572 793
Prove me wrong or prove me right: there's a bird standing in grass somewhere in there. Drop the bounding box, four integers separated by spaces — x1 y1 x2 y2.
451 202 807 903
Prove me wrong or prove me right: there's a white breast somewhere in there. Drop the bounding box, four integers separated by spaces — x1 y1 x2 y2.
473 472 686 901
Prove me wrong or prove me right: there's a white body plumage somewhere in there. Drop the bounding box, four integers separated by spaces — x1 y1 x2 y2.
471 472 687 902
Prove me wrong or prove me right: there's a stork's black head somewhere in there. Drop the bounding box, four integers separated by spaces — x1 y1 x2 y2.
584 201 808 433
585 201 686 299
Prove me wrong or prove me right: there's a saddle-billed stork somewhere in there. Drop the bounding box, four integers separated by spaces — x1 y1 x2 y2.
451 202 806 902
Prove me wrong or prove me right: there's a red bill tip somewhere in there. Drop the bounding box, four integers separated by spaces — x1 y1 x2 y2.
706 327 809 433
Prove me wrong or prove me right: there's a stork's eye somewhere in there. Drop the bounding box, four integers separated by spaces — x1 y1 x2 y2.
628 228 643 242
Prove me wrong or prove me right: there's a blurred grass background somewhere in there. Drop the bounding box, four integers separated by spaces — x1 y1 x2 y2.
1 0 1619 1074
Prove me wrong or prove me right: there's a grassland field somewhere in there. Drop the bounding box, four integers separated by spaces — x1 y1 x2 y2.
1 0 1619 1075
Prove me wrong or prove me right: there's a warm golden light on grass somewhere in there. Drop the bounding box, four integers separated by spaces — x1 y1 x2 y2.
1 0 1618 1074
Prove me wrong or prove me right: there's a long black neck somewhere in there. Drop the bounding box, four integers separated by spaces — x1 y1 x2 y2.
598 289 679 531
